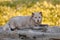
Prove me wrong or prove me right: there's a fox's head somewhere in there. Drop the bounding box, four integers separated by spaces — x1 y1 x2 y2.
31 12 42 24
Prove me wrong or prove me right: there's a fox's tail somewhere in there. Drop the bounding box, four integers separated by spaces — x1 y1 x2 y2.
3 22 11 31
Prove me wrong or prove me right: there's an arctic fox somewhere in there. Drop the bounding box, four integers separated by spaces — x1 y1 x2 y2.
3 12 42 31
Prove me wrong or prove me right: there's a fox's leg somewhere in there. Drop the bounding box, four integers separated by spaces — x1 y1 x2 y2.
9 21 16 31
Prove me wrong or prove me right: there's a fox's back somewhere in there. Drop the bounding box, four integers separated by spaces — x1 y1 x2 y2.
9 16 31 25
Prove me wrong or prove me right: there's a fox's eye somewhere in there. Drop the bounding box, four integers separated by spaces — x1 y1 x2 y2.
39 17 40 18
35 17 37 18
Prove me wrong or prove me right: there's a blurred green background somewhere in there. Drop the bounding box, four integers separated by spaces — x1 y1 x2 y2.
0 0 60 26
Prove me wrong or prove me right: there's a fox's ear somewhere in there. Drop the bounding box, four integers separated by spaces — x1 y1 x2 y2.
32 12 34 17
39 12 42 16
32 12 34 15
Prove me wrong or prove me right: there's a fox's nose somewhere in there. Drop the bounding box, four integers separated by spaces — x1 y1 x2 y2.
37 20 39 22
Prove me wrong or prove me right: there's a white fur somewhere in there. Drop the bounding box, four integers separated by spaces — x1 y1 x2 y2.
3 12 42 31
32 12 42 24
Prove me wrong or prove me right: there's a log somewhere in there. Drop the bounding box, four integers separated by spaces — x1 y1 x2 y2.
0 25 60 40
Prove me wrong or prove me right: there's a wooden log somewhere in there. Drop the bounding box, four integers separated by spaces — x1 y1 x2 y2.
0 25 60 40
